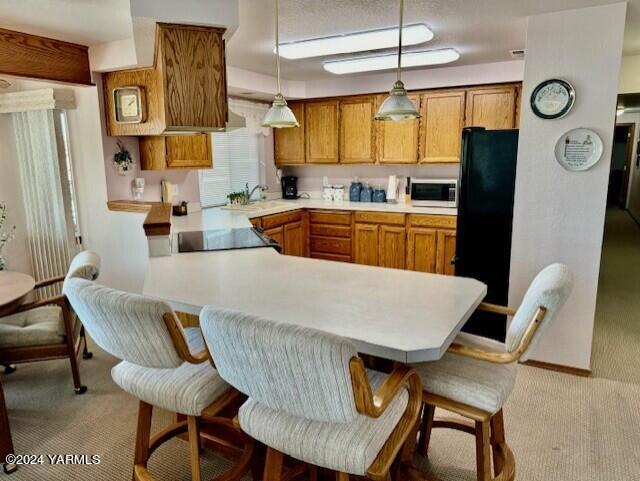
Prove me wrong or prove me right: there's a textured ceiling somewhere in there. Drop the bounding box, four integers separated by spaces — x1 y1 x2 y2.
227 0 640 80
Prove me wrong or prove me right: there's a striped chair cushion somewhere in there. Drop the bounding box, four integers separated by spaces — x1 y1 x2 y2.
238 369 408 475
414 333 516 414
111 328 229 416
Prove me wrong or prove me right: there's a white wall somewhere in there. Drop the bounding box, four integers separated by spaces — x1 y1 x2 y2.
619 111 640 222
619 55 640 94
509 3 626 371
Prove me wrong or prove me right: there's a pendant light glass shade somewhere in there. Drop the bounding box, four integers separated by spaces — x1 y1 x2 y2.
262 0 299 128
263 93 300 128
375 80 420 120
375 0 421 121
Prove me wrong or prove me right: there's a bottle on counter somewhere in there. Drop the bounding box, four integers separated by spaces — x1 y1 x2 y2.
372 186 387 203
405 176 412 204
360 183 373 202
349 177 363 202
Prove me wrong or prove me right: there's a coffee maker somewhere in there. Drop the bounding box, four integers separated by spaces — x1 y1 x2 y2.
281 176 298 199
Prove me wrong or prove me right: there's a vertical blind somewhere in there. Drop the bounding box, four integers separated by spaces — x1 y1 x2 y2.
198 99 270 208
198 130 261 207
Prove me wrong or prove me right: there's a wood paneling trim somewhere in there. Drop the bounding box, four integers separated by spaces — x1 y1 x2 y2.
143 204 172 237
262 210 304 230
520 359 591 377
408 214 457 229
309 210 352 225
354 211 405 225
107 200 164 214
0 28 92 85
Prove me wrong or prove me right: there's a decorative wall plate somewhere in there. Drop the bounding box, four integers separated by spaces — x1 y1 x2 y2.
554 128 603 171
531 79 575 119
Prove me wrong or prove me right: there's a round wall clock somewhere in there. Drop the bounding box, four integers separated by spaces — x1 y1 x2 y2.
531 79 575 119
554 128 603 171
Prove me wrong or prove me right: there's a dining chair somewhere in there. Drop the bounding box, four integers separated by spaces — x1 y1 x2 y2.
0 250 101 394
413 263 572 481
63 277 253 481
199 306 423 481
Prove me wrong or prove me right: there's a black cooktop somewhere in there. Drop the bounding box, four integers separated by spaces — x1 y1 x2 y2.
177 228 280 253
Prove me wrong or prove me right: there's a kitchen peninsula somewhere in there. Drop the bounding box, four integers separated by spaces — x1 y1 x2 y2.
133 202 486 363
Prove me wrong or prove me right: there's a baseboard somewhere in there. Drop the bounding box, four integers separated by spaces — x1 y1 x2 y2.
520 359 591 377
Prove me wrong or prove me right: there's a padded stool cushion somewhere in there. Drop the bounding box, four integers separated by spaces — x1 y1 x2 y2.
111 328 229 416
414 333 516 415
238 369 408 475
0 306 67 348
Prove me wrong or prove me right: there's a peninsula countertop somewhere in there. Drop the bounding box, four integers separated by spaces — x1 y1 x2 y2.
142 205 486 363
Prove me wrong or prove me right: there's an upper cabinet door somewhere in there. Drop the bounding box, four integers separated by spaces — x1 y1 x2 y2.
274 103 305 165
376 94 420 164
419 90 466 163
165 134 212 169
306 100 340 163
465 85 517 129
339 96 376 164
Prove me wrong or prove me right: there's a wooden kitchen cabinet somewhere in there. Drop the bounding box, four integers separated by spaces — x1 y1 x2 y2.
284 221 305 257
309 210 352 262
379 225 406 269
406 227 438 273
305 100 339 163
339 96 376 164
376 94 420 164
354 223 379 266
139 133 212 170
436 229 457 275
465 85 517 129
104 24 227 136
419 89 466 163
263 225 284 246
406 214 457 275
274 102 305 165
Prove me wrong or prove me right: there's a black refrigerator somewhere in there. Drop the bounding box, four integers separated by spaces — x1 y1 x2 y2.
455 127 519 342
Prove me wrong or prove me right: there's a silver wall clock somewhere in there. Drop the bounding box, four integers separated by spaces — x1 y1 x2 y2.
530 79 575 119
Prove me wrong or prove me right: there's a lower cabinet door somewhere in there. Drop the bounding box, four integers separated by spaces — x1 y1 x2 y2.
379 225 406 269
354 223 379 266
283 221 305 257
264 226 284 250
406 227 437 273
436 229 457 275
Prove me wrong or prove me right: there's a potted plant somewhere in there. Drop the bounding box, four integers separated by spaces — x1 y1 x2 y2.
0 201 16 271
114 139 134 175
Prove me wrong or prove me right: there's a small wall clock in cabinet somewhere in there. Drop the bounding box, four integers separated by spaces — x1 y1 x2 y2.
113 86 146 124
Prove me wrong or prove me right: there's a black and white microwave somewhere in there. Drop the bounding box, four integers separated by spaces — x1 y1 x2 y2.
410 178 458 208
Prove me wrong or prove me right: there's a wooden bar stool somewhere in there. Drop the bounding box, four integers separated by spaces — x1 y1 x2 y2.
199 306 423 481
63 278 253 481
411 263 573 481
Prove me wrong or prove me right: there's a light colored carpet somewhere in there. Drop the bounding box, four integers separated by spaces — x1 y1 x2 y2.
3 210 639 480
591 208 640 384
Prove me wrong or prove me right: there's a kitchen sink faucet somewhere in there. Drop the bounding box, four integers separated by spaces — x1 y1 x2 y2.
245 183 268 202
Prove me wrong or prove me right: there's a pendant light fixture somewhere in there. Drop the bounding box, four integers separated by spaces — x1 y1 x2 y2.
375 0 421 121
262 0 299 128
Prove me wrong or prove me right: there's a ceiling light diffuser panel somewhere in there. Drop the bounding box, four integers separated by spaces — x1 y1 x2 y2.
277 24 433 59
323 49 460 74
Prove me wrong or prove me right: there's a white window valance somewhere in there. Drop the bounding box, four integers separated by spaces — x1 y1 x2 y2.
229 97 270 136
0 88 76 114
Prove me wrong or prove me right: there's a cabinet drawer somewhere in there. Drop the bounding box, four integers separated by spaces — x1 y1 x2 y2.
262 210 303 229
310 224 352 238
354 211 405 225
310 252 351 263
309 210 352 225
408 214 457 229
310 236 351 255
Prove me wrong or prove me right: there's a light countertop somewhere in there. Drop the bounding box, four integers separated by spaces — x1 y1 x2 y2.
144 201 486 363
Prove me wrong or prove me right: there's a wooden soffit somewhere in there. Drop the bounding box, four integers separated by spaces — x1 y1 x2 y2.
0 27 92 86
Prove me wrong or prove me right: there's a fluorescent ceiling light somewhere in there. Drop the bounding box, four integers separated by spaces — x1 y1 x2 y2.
277 24 433 59
324 48 460 75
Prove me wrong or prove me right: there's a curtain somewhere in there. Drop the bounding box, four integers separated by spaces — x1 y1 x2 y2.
13 109 78 297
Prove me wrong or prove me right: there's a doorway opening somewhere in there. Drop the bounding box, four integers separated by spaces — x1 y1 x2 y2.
607 123 634 209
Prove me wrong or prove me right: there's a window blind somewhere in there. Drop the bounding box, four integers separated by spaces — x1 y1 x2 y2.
199 130 261 207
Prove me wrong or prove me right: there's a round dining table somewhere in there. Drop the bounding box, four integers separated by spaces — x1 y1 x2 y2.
0 271 36 475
